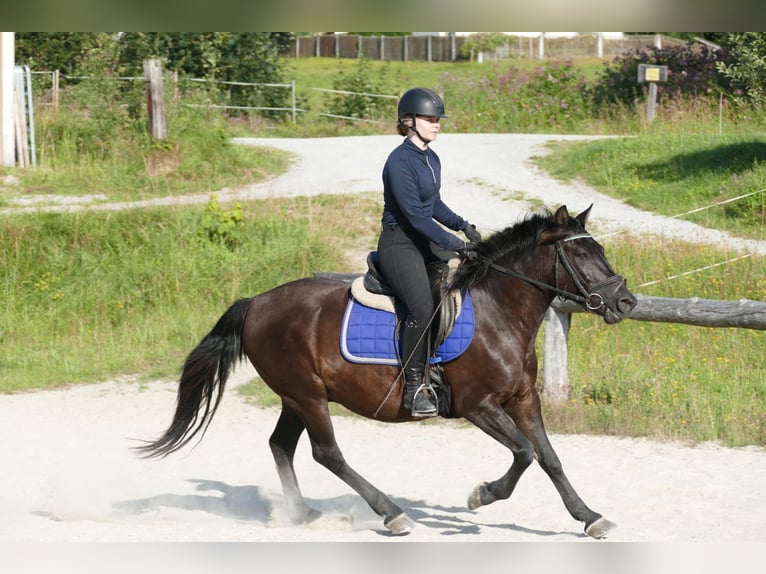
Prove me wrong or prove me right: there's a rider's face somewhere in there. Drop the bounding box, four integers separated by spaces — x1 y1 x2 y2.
414 115 441 143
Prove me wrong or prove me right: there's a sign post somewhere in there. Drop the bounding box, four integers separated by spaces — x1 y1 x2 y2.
637 64 668 124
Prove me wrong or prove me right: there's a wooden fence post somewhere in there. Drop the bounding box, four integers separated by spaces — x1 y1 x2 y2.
53 70 59 110
543 306 571 403
143 58 166 140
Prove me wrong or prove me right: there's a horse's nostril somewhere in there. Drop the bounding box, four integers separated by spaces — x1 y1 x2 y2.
619 296 637 314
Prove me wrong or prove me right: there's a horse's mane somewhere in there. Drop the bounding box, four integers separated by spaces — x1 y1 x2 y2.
451 208 563 291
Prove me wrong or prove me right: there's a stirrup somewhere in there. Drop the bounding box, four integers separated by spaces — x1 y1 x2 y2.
410 383 438 417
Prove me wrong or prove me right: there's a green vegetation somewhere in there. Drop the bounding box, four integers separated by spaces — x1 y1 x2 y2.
0 193 379 391
2 44 765 446
545 235 765 447
535 133 766 239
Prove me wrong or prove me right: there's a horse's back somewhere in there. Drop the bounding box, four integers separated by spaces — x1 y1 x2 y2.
245 276 349 336
241 276 350 382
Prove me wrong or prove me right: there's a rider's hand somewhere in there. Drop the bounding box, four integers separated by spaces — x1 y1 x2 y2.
464 224 482 244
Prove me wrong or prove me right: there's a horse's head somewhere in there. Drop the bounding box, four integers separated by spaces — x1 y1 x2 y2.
541 205 637 324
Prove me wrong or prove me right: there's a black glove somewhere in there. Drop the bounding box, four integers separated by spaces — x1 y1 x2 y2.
464 224 482 244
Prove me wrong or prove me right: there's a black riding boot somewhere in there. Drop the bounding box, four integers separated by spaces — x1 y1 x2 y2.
400 318 437 417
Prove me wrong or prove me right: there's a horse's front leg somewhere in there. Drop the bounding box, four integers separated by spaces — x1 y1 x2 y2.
506 390 615 539
463 396 537 511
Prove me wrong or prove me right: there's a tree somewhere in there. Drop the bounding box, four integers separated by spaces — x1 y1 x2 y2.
716 32 766 105
116 33 290 114
15 33 105 74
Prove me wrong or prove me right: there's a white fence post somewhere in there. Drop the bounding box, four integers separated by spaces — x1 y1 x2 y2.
543 306 571 403
0 32 14 167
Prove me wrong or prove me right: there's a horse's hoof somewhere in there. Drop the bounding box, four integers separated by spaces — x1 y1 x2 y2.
467 482 496 510
384 512 415 535
585 517 616 539
302 507 324 524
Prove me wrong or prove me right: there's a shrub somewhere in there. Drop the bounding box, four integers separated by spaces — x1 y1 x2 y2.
444 59 591 132
326 57 395 122
717 33 766 106
587 43 736 113
459 33 509 59
198 193 244 249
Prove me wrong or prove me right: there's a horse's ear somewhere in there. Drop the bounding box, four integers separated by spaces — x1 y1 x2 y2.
542 205 572 244
575 204 593 226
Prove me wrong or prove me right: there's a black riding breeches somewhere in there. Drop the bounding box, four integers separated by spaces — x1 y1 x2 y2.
377 226 436 326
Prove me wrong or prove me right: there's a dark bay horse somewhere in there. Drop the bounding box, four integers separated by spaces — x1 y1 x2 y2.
137 205 636 539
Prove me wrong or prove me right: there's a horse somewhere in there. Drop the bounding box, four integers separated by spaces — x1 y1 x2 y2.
136 204 637 539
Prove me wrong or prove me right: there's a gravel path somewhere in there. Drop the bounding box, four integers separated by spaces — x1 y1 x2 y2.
227 134 765 256
5 133 765 256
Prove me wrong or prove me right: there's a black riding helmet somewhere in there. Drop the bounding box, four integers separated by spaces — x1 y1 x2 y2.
397 87 448 121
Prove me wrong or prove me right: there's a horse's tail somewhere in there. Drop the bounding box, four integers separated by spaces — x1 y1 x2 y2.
135 297 253 459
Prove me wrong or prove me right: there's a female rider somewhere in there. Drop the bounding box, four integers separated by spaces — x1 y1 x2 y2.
377 87 482 417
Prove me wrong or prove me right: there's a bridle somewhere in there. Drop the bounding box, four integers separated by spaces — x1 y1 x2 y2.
481 233 626 312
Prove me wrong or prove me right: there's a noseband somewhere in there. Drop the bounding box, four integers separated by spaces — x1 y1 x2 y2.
483 233 626 311
553 234 624 311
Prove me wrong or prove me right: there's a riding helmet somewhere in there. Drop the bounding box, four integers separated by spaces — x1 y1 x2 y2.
397 87 448 119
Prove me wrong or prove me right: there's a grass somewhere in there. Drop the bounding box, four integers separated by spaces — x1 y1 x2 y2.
556 317 766 446
236 56 612 137
542 233 765 447
3 92 293 205
535 132 766 239
0 193 380 391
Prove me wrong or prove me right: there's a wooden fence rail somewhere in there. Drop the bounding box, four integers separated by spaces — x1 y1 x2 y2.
542 295 766 402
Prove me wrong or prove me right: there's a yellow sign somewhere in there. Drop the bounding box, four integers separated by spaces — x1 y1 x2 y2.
645 68 661 82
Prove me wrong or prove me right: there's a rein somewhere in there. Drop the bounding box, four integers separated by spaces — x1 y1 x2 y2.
480 233 623 311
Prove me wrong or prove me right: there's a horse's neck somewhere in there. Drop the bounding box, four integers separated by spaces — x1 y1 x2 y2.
484 252 556 329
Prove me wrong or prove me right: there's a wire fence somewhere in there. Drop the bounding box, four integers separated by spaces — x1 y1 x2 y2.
309 87 398 124
31 71 307 122
595 187 766 289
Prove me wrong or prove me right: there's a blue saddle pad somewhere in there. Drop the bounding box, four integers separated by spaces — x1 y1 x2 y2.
340 291 475 365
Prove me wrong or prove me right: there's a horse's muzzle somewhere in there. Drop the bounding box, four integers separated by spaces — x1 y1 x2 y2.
597 277 637 324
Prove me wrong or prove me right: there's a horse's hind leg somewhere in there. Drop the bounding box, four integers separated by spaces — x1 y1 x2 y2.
282 395 415 535
268 403 322 525
506 392 615 539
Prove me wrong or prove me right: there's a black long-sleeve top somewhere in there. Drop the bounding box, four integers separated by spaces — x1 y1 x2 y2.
381 137 467 250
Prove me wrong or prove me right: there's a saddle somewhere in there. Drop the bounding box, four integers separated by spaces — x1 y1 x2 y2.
352 251 463 349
